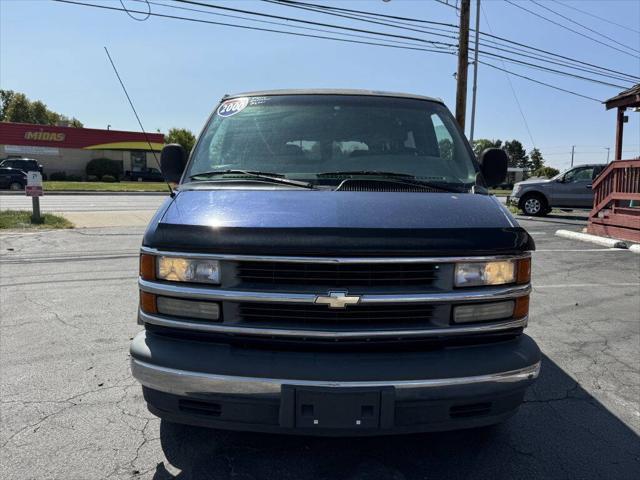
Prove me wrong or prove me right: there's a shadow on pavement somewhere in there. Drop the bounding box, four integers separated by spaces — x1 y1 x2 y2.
152 355 639 480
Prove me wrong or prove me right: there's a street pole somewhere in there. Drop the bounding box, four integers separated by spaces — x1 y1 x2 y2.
570 145 575 167
31 196 41 224
455 0 471 132
469 0 481 143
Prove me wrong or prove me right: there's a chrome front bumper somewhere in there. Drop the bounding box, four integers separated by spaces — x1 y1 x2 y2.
132 356 541 397
130 331 541 399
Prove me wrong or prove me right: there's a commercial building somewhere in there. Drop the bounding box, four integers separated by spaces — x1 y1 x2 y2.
0 122 164 178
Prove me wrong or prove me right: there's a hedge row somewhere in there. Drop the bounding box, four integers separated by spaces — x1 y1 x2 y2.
46 158 125 182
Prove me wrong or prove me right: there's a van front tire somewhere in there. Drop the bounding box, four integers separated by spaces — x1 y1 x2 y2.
520 193 548 216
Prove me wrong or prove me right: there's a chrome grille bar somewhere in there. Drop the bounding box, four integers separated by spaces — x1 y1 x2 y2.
139 278 530 304
140 246 530 264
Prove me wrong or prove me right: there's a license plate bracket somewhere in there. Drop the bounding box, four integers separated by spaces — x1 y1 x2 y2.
294 387 381 429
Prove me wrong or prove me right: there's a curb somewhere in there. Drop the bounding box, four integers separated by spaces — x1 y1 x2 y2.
555 229 628 249
0 191 169 196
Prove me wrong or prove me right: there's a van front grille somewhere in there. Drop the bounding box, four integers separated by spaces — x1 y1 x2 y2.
238 302 436 324
236 262 441 287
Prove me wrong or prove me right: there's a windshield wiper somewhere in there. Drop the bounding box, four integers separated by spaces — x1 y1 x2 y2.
189 169 314 189
318 170 415 178
317 171 467 193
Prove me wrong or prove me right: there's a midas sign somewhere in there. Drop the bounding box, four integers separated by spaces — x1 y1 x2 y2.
24 130 66 142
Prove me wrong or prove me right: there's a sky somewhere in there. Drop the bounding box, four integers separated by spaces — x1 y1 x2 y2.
1 0 639 171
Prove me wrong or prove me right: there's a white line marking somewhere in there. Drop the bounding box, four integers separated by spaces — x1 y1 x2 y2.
535 248 629 252
534 283 638 288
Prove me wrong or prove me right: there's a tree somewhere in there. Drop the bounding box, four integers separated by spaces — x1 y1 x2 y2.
0 90 83 127
533 166 560 178
472 138 502 157
502 139 529 169
3 92 33 123
166 128 196 153
529 148 544 172
30 100 51 125
0 89 15 120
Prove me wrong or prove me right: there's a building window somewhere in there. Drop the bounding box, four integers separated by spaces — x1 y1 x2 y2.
131 151 147 172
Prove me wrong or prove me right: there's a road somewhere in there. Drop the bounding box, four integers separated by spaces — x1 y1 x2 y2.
1 217 638 479
0 194 167 212
0 193 511 212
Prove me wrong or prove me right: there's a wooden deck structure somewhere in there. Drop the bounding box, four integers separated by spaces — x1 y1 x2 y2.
587 85 640 243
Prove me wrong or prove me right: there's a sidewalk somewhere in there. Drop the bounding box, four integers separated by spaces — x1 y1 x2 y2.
61 210 156 228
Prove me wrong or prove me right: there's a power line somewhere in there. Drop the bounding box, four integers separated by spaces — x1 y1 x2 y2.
171 0 629 89
503 0 640 59
530 0 639 55
270 0 639 81
262 0 461 40
150 0 442 51
554 1 640 35
54 0 457 56
267 0 460 30
480 62 601 102
54 0 609 103
264 0 636 84
172 0 458 51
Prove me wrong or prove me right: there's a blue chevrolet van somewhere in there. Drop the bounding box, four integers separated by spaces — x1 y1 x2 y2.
131 89 540 435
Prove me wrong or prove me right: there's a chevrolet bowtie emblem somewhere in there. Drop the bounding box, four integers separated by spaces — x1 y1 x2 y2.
314 291 361 309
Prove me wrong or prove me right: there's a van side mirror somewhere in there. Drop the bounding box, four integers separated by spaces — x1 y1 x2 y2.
478 148 508 187
160 144 187 183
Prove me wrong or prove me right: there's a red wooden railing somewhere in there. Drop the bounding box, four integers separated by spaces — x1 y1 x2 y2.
588 159 640 242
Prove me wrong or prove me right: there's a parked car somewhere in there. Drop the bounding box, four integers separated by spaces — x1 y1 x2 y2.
510 164 606 216
131 89 539 436
0 157 43 174
0 167 27 190
123 167 163 182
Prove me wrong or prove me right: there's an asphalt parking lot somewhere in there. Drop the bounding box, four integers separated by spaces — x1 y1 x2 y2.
1 215 638 479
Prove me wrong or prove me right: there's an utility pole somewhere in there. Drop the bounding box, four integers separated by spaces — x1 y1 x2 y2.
605 147 611 163
469 0 481 143
570 145 575 167
455 0 471 132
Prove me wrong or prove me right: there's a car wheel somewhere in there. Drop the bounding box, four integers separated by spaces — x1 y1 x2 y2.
520 193 548 216
9 182 24 191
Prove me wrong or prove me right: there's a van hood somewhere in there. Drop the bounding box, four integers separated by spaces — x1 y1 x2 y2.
143 189 534 256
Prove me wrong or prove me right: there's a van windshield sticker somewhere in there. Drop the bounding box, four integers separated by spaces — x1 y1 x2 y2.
249 96 271 106
217 97 249 117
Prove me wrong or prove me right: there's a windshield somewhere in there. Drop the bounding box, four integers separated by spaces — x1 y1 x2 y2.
186 95 478 187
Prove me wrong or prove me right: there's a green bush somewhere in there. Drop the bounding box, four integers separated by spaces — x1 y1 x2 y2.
86 158 122 180
86 175 99 182
66 174 82 181
533 166 560 178
101 174 117 182
49 171 67 181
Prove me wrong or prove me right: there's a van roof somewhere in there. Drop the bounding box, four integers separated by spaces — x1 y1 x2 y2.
224 89 444 104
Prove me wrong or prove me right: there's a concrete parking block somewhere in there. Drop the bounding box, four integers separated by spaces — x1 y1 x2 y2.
555 229 628 248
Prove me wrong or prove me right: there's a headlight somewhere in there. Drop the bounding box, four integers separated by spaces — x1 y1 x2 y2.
455 260 516 287
157 256 220 284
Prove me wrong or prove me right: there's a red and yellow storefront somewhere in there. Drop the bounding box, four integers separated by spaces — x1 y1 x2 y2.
0 122 165 177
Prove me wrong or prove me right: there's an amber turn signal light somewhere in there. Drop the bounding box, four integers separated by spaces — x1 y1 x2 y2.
514 295 530 319
516 257 531 284
139 254 156 280
140 291 157 314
